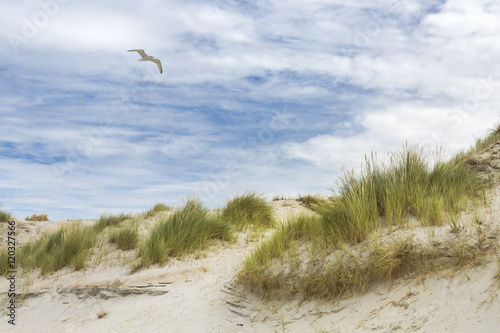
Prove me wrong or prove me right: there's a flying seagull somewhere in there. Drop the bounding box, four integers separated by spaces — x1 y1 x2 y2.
127 49 162 74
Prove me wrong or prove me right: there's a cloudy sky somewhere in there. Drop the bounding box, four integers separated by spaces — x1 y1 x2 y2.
1 0 499 220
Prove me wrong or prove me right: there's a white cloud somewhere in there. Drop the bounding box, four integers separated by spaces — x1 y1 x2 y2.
1 0 499 219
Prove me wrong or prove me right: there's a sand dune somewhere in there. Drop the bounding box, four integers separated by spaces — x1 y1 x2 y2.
1 143 500 332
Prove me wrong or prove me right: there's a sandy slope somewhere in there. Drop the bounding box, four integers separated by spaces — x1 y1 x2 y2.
230 186 500 332
0 200 311 333
1 143 500 332
0 232 253 333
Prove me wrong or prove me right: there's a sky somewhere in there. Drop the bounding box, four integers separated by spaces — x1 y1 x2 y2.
1 0 499 220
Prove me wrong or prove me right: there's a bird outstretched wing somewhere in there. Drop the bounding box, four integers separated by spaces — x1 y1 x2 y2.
127 49 148 58
150 59 163 74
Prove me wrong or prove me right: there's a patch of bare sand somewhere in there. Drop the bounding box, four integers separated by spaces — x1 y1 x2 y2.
269 199 315 222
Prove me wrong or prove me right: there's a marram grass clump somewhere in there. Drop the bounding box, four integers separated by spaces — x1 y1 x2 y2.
108 225 138 251
317 145 486 245
237 213 322 295
139 198 233 267
143 203 170 218
222 191 275 230
0 247 14 275
297 194 326 211
19 222 96 275
93 213 132 233
0 214 133 275
471 122 500 152
238 229 483 300
0 205 12 222
25 214 49 221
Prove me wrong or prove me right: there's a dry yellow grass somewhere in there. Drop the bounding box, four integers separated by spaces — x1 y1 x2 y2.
25 213 49 221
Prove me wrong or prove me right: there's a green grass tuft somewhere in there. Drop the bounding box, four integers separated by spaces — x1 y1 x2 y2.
20 223 96 275
139 198 233 267
0 248 11 275
143 203 170 218
237 214 322 296
93 213 132 233
109 226 138 251
452 123 500 167
222 191 275 230
473 122 500 151
0 205 12 222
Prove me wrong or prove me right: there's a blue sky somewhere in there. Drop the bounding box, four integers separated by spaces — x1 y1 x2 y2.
1 0 499 220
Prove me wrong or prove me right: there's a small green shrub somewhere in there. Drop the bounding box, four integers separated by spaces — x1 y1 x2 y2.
140 199 232 266
222 191 275 230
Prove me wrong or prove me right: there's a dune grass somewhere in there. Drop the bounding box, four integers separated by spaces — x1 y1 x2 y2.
139 198 233 267
239 225 483 299
471 122 500 152
222 191 275 230
92 213 132 233
1 125 496 286
297 194 326 211
0 212 134 275
272 194 292 201
143 203 170 218
237 213 322 295
298 237 430 299
108 225 138 251
496 259 500 285
316 145 485 245
19 222 96 275
238 135 492 298
322 233 479 299
0 247 12 275
453 123 500 165
0 206 12 222
25 214 49 221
